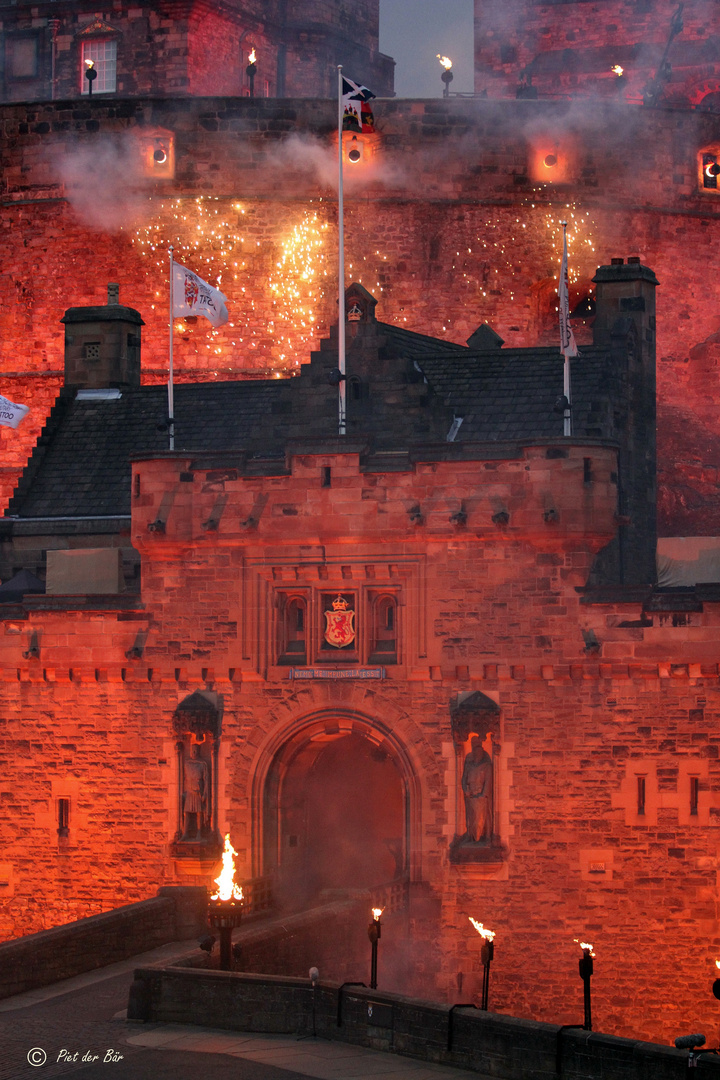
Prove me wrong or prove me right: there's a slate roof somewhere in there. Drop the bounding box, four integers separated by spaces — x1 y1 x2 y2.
6 320 623 522
418 345 618 442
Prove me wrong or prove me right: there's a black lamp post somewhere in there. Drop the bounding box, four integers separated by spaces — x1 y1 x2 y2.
246 48 257 99
85 60 97 96
368 907 383 990
468 918 495 1011
480 936 494 1011
437 55 453 98
578 943 594 1031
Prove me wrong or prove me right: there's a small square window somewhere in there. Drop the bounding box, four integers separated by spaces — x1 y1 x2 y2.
81 39 117 94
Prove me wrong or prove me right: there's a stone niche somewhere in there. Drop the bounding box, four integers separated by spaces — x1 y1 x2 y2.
449 691 505 864
170 690 224 865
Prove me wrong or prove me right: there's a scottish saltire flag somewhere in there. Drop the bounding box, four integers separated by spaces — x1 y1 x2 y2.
559 227 578 359
172 264 229 327
0 394 29 429
342 76 375 133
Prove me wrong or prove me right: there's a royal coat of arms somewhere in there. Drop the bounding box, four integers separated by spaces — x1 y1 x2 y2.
324 594 355 648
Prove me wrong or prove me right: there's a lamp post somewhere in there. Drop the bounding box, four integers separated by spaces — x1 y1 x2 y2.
84 59 97 96
576 941 594 1031
437 55 453 98
246 48 257 99
368 907 383 989
468 918 495 1011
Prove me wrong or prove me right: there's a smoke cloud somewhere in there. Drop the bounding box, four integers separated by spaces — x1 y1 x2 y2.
48 133 154 232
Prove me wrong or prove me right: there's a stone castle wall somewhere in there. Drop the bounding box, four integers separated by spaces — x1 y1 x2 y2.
474 0 720 105
0 445 718 1044
0 95 718 531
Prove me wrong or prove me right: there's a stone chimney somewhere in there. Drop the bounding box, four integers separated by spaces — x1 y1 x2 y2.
592 256 658 354
589 258 659 588
61 284 144 389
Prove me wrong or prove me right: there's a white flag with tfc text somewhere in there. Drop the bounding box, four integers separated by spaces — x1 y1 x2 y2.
172 263 229 328
559 228 578 360
0 394 29 429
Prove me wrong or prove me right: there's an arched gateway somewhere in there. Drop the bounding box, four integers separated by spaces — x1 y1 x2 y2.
252 710 419 909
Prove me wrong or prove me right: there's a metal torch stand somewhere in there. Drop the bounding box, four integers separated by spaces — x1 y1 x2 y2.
579 952 593 1031
368 919 381 990
480 940 494 1011
208 901 242 971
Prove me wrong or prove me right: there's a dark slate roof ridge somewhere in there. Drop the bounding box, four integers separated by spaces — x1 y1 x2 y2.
5 387 75 518
375 321 471 354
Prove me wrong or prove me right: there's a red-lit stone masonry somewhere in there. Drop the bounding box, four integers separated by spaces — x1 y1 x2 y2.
474 0 720 106
1 441 720 1045
0 0 392 103
1 96 719 531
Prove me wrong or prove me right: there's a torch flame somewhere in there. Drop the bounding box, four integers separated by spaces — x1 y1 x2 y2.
611 65 624 76
210 833 243 902
248 48 257 64
715 959 720 970
84 59 95 69
469 917 495 941
437 55 453 70
574 938 596 956
372 907 384 921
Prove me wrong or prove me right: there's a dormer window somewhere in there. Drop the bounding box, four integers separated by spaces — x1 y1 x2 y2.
81 39 117 94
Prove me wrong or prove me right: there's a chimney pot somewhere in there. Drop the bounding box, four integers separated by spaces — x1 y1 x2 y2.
627 256 641 265
611 258 624 265
107 283 120 305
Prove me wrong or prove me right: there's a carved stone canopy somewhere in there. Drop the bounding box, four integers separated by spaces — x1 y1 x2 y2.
77 18 121 38
450 690 500 745
172 690 223 740
344 282 377 324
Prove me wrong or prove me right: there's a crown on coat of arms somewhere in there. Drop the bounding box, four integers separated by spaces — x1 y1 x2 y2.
332 594 350 611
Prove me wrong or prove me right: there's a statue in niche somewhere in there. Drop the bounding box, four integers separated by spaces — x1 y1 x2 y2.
170 690 224 858
181 740 209 841
461 735 493 843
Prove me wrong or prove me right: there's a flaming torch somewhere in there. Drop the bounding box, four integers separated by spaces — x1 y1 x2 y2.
246 47 257 99
208 833 243 970
368 907 384 990
437 55 453 98
469 918 495 1011
574 940 595 1030
611 65 624 76
84 58 97 96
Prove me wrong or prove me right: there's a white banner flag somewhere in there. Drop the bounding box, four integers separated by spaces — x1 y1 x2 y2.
559 228 578 360
0 394 29 429
172 264 229 327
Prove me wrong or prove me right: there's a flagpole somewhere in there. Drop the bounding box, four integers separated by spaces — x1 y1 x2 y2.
168 245 175 451
560 221 572 438
337 64 346 436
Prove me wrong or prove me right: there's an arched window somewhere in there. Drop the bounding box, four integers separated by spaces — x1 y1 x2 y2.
348 376 363 402
369 594 397 664
278 594 307 665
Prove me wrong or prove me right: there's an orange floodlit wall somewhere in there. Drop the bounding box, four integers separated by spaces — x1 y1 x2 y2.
0 96 719 533
1 441 720 1045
